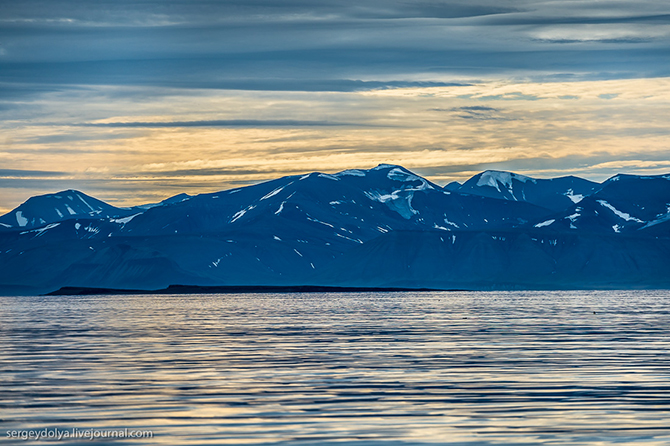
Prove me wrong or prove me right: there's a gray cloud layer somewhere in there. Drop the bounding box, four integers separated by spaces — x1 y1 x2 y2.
0 169 67 178
75 120 373 128
2 0 670 95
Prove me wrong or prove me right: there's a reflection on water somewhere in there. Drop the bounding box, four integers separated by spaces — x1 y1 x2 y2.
1 291 669 445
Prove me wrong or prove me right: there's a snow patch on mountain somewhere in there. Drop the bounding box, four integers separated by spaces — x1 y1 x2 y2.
15 211 27 227
77 194 96 212
261 184 288 201
111 213 142 224
335 232 363 243
387 168 419 182
640 205 670 229
387 168 435 191
535 219 555 228
335 169 366 177
306 215 334 228
564 189 584 204
443 217 459 228
20 223 60 237
364 190 395 204
364 190 417 219
231 205 256 223
84 225 99 234
565 211 581 229
318 173 340 181
597 200 644 223
373 164 397 171
477 171 536 192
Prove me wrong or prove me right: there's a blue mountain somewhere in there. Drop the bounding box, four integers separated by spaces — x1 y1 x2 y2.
527 173 670 234
0 190 136 230
0 190 193 231
455 170 601 212
0 165 668 294
310 230 670 290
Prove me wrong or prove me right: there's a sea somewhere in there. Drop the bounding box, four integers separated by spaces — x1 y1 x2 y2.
1 290 669 445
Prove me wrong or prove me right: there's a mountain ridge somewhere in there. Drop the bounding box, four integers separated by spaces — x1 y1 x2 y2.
1 164 668 295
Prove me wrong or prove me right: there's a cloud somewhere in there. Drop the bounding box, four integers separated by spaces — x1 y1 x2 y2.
458 106 498 111
2 0 670 97
1 1 670 209
0 169 67 178
598 93 620 100
16 132 144 145
430 105 517 121
0 1 519 26
76 119 375 128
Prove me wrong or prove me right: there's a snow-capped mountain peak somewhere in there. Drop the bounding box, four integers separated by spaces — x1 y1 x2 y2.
0 190 135 230
476 170 536 190
456 170 600 212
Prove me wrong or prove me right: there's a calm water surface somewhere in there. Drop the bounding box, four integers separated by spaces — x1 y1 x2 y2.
1 291 669 445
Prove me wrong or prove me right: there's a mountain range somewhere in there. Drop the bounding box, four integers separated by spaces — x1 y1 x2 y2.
1 164 669 295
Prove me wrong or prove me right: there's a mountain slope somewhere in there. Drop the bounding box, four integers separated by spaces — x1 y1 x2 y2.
312 230 670 289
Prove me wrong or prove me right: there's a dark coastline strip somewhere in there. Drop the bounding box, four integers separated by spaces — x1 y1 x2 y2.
46 285 453 296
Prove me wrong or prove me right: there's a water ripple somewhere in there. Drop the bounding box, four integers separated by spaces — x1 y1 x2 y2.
1 291 669 445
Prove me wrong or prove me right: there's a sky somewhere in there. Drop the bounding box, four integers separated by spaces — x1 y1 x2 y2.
2 0 670 212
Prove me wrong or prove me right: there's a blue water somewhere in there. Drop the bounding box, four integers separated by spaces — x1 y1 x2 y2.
1 291 669 445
